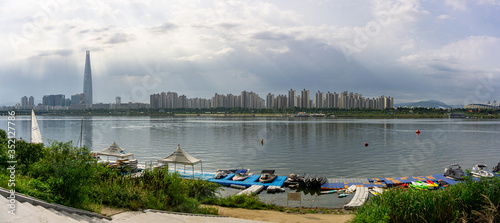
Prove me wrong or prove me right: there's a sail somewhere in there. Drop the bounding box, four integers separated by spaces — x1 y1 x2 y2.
31 109 43 144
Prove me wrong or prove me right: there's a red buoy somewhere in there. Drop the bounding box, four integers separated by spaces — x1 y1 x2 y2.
364 143 369 147
416 130 420 134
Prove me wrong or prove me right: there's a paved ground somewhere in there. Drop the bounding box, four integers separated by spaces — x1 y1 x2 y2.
111 211 270 223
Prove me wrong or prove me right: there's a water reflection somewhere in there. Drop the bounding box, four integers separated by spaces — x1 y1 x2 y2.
1 117 499 180
81 117 93 149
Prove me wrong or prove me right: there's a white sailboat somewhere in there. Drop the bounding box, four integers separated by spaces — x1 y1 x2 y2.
31 109 43 144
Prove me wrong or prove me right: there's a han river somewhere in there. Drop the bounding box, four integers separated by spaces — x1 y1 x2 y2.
2 116 500 207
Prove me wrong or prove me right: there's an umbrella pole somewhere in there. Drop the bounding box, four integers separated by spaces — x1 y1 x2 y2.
192 165 194 179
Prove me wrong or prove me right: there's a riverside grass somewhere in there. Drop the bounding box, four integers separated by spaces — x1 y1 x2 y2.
351 176 500 222
0 129 274 215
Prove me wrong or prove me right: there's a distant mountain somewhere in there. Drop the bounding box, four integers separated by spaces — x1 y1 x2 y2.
395 100 462 109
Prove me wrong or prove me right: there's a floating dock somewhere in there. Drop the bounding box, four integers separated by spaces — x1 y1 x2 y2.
237 185 265 195
321 174 459 190
367 174 458 186
321 178 387 190
208 174 287 188
343 187 369 209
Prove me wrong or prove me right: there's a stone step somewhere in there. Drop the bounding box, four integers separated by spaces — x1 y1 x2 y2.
24 202 79 223
2 195 51 223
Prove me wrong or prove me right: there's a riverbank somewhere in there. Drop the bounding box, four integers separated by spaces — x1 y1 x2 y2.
2 107 499 119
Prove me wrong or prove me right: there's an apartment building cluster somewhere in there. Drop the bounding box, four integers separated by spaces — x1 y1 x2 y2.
150 90 265 109
150 89 393 110
266 89 394 109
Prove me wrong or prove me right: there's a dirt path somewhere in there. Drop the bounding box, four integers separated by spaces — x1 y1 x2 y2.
217 207 354 223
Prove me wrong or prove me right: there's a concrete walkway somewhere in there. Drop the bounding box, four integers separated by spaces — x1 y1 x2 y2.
111 211 269 223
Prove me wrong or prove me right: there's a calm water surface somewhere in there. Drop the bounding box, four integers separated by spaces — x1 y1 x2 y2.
3 116 500 179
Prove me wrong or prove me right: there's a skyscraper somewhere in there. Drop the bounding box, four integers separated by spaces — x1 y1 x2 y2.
83 50 93 105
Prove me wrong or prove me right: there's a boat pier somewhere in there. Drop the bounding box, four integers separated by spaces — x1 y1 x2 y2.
208 173 287 189
175 169 462 209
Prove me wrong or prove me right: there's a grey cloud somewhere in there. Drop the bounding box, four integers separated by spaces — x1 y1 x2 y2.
35 49 73 57
428 63 460 72
149 22 177 34
80 47 103 53
252 31 291 40
217 23 239 29
105 32 135 44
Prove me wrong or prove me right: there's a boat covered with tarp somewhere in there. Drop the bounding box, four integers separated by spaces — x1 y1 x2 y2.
443 164 465 180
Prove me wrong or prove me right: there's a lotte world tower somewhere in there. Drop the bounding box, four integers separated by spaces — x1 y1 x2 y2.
83 50 93 105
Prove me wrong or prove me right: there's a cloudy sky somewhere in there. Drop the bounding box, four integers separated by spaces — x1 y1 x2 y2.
1 0 499 106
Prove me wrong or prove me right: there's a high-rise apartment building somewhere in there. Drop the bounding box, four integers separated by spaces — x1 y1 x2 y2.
266 93 274 109
21 96 28 109
301 89 310 108
315 91 324 108
288 89 296 108
276 95 288 108
29 96 34 108
42 94 65 106
71 93 85 105
83 50 93 105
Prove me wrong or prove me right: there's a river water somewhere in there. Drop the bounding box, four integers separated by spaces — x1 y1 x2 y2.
3 116 500 207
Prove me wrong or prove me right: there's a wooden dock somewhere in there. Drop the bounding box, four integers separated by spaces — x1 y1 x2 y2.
237 185 264 195
343 187 369 209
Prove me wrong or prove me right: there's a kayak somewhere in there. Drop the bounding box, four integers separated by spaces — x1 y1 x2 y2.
426 180 438 190
320 190 337 194
338 193 348 198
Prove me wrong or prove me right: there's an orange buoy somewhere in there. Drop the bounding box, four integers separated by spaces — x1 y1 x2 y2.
261 138 264 145
416 129 420 134
364 143 369 147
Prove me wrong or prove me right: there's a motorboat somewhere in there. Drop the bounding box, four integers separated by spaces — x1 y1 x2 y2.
284 173 326 189
232 169 252 181
443 164 465 180
259 170 277 183
471 164 494 178
214 169 235 179
492 162 500 173
305 174 327 189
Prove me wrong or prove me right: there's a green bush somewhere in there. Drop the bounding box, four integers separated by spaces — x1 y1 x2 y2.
351 176 500 223
209 193 279 210
0 138 238 216
13 139 44 172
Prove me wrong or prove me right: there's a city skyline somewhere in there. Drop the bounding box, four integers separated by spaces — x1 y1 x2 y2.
1 1 499 106
11 88 393 110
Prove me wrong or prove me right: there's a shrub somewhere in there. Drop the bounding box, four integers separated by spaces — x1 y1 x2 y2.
211 194 279 210
351 175 500 223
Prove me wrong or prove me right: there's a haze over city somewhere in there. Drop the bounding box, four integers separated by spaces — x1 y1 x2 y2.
1 0 499 106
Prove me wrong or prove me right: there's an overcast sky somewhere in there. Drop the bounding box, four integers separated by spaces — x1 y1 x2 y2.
1 0 499 106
